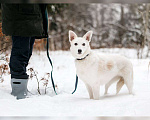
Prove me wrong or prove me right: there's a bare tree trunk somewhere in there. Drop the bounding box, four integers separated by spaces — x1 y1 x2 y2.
50 38 55 51
95 5 101 47
119 4 125 46
60 25 64 50
146 42 150 57
146 4 150 57
139 4 149 59
140 4 149 58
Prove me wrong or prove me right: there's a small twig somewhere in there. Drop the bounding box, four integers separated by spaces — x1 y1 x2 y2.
27 89 35 95
28 68 41 95
34 71 41 95
0 64 9 83
28 68 57 95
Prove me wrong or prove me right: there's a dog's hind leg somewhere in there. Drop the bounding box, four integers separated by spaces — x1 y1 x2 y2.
116 77 124 94
105 76 120 95
124 75 133 94
85 83 93 99
122 68 133 94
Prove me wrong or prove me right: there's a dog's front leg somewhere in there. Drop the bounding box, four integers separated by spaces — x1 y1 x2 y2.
92 85 100 100
85 83 93 99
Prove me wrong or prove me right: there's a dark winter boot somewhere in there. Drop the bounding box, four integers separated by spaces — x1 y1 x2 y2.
11 78 28 99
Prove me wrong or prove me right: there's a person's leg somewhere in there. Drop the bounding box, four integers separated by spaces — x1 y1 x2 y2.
10 36 33 99
10 36 32 79
24 37 35 69
24 37 35 74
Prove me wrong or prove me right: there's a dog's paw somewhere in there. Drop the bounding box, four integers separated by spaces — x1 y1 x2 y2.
129 91 135 96
93 97 100 100
90 96 94 99
104 92 108 95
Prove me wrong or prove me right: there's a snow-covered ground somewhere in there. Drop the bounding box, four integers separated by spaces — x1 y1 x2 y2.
0 48 150 116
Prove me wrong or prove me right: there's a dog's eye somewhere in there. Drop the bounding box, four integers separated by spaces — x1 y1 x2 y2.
82 43 85 46
74 43 78 46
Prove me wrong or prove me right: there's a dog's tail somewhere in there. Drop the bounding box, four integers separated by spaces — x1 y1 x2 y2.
116 77 124 94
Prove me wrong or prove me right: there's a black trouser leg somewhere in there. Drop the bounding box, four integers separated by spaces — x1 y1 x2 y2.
10 36 35 79
24 37 35 69
29 37 35 60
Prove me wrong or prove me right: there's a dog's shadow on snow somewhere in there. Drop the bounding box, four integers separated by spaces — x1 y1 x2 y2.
100 92 133 100
70 93 134 102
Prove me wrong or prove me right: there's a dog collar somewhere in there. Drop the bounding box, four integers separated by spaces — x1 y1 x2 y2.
76 54 89 61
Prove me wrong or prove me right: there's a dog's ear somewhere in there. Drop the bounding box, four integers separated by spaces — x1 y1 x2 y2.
69 30 77 42
83 31 93 42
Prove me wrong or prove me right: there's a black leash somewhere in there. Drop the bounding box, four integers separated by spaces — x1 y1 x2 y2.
45 8 57 95
46 38 57 95
45 8 78 95
72 75 78 94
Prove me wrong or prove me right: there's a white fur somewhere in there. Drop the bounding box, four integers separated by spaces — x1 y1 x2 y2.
69 30 133 100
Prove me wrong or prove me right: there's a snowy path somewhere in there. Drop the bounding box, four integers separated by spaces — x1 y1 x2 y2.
0 48 150 116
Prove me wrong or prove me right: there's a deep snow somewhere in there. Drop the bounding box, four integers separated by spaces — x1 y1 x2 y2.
0 48 150 116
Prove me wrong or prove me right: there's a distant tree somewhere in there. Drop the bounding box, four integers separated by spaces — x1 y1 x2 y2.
0 5 2 22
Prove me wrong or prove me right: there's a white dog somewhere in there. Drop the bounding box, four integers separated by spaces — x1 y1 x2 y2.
69 30 133 100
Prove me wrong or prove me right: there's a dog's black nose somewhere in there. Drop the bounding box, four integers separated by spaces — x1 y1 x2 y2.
78 49 82 54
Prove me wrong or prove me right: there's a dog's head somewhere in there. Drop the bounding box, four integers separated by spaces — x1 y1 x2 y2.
69 30 93 59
